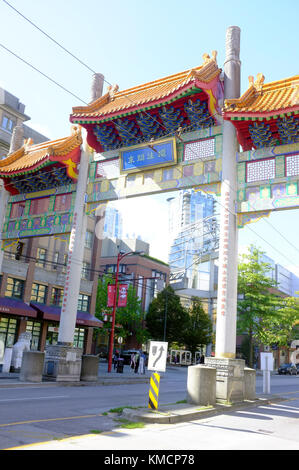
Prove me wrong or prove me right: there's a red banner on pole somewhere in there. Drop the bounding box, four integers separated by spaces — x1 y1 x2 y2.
107 284 116 307
118 284 128 307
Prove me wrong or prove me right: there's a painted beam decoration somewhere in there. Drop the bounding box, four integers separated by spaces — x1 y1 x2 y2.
86 126 223 209
223 73 299 228
0 127 82 240
236 143 299 227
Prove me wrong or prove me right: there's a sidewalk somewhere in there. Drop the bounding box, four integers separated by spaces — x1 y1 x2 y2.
0 363 152 387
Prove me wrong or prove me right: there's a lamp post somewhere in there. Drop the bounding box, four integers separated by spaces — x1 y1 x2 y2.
107 250 144 372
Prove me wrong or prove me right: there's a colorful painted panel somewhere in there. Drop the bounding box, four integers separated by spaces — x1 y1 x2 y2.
2 212 73 240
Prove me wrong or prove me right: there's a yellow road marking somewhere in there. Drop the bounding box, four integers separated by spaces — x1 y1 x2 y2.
0 413 104 428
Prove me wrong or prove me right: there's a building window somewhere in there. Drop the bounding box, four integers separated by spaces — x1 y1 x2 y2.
1 115 15 132
36 248 47 267
0 317 18 348
5 277 24 299
106 264 126 274
77 294 90 312
53 252 59 269
85 231 93 249
73 328 85 349
51 287 64 307
81 262 90 280
30 283 47 304
46 324 59 346
26 321 41 351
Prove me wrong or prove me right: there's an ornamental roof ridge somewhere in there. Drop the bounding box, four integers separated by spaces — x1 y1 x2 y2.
223 74 299 115
0 125 82 173
71 52 221 119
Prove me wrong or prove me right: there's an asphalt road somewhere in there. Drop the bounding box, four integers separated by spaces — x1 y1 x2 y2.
1 367 299 451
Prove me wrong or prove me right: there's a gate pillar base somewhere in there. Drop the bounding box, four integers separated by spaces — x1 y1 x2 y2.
205 357 245 403
44 343 83 382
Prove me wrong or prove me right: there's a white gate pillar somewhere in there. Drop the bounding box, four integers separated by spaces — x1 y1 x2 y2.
215 26 241 359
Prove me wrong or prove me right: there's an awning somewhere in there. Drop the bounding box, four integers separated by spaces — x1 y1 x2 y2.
0 297 37 318
30 302 103 327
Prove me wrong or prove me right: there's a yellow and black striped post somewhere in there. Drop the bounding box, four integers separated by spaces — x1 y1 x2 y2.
148 372 160 410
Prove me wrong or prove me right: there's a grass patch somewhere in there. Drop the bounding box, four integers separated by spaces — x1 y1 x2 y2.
90 429 103 434
115 418 145 429
175 399 187 404
108 405 141 413
102 412 108 416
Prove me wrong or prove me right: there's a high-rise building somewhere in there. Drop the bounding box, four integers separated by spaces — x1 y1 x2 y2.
103 206 123 239
168 189 218 290
0 87 48 156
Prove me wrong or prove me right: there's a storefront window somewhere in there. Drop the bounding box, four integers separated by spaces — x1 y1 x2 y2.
0 317 18 348
5 277 24 299
74 328 85 349
46 325 85 350
26 321 41 351
46 325 59 346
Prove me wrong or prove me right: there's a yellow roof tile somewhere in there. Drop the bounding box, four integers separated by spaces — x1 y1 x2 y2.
0 126 82 175
71 53 221 120
224 74 299 116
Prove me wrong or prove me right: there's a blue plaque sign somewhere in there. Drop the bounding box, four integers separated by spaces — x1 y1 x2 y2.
120 138 177 173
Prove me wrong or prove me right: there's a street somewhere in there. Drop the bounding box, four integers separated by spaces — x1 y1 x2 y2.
1 366 299 451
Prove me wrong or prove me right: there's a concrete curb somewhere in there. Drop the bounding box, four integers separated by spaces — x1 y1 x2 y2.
121 395 285 424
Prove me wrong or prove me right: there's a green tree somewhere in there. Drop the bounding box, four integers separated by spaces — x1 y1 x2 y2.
257 296 299 348
237 246 299 366
183 297 213 356
237 246 279 367
145 285 189 345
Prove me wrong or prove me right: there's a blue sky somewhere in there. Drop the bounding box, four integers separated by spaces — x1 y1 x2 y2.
0 0 299 270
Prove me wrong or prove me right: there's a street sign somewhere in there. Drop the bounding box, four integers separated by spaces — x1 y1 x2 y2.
260 352 274 371
117 337 123 344
147 341 168 372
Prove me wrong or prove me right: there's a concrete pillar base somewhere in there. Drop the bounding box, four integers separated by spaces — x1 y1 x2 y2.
80 355 99 381
244 367 256 400
19 351 45 382
205 357 245 403
44 344 83 382
187 365 216 406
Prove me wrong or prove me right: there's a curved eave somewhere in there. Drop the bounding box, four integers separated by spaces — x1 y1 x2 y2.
224 106 299 121
0 158 57 178
70 75 221 124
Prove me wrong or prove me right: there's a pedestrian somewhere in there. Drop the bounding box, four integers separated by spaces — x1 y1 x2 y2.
200 354 205 364
134 352 140 373
130 352 136 371
138 351 145 374
113 350 119 370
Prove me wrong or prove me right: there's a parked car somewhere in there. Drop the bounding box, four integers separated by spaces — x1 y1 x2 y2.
278 363 298 375
120 349 140 365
